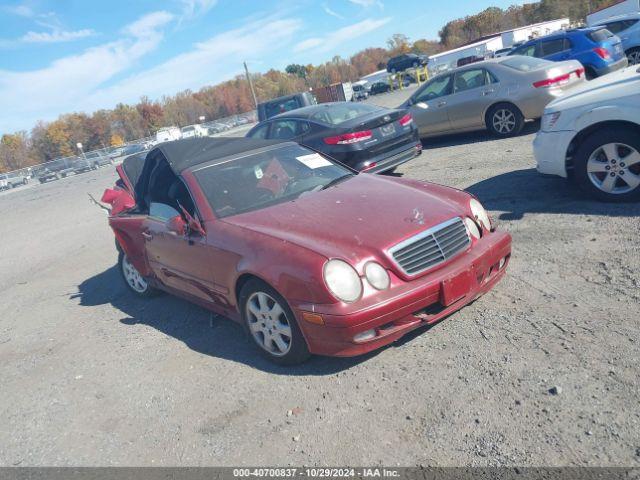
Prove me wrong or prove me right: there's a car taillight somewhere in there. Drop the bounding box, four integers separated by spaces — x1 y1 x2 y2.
399 113 413 127
323 130 372 145
533 73 571 88
593 47 611 60
575 67 585 78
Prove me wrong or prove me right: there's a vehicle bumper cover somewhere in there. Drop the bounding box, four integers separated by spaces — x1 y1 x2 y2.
363 143 422 173
533 130 575 178
594 57 629 76
296 230 512 357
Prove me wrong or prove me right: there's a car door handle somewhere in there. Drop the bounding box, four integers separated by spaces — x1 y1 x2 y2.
438 101 447 107
482 89 495 96
142 231 153 240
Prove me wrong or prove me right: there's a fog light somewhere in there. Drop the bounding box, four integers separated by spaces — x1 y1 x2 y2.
354 329 376 342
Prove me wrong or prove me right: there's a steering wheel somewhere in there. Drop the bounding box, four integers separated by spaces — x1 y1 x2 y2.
254 187 275 203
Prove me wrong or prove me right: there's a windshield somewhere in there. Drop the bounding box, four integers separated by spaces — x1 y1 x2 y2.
501 56 551 71
309 103 381 125
193 144 353 218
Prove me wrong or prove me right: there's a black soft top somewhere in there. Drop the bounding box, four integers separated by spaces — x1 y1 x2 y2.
152 137 286 174
133 137 288 212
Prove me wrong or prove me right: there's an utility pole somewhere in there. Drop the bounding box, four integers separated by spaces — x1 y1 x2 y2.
244 61 258 109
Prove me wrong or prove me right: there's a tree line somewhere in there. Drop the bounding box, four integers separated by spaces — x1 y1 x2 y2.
0 0 618 172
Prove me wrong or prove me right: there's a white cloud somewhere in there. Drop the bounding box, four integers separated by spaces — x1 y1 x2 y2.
348 0 384 8
294 17 390 53
323 4 345 20
20 29 95 43
84 17 303 110
179 0 218 20
0 14 302 133
5 4 34 17
0 11 174 133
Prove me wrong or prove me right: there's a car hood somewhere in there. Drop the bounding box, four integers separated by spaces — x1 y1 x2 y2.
546 66 640 112
223 174 467 267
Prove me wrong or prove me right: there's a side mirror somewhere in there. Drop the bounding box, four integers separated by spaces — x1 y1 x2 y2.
166 215 187 236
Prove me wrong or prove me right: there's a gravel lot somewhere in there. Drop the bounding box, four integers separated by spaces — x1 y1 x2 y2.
1 86 639 467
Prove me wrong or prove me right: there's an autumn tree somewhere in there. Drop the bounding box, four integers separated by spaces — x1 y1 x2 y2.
0 133 32 172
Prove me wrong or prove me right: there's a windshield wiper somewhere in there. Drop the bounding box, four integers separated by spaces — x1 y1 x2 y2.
321 174 353 190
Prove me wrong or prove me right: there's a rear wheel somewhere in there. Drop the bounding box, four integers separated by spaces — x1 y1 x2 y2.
573 128 640 202
239 279 310 365
118 252 159 297
626 47 640 65
487 103 524 137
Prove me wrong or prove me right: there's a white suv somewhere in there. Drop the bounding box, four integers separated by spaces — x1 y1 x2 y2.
593 12 640 65
534 66 640 202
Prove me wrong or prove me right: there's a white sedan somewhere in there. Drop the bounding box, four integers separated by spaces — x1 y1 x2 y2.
534 65 640 202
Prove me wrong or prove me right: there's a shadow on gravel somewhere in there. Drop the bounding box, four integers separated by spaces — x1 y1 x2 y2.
467 168 638 220
421 120 539 149
74 265 381 375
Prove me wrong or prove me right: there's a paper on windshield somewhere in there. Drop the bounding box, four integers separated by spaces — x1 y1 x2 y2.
296 153 332 169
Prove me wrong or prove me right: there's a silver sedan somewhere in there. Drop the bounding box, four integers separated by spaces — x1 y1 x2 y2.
401 56 586 138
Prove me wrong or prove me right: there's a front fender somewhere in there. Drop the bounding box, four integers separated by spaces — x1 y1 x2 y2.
574 105 640 132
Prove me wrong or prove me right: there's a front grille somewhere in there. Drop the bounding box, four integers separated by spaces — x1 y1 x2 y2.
389 217 470 276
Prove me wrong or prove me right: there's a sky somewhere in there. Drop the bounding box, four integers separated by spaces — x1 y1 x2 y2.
0 0 525 134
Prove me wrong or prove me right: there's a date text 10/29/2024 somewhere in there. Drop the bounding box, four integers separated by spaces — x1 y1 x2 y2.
233 468 400 478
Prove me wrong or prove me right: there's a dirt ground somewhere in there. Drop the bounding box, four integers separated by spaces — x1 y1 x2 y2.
0 87 639 467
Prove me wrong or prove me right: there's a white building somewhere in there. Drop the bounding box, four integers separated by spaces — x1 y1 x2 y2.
587 0 640 25
501 18 570 47
427 18 570 74
428 37 504 75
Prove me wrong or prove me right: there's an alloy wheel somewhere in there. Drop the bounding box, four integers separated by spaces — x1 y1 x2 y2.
122 255 148 293
246 291 292 356
587 142 640 195
628 50 640 65
492 109 516 134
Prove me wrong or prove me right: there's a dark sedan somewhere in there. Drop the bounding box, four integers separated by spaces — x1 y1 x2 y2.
245 103 422 173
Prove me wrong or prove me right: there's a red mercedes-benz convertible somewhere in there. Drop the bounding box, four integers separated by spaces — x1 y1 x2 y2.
102 138 511 364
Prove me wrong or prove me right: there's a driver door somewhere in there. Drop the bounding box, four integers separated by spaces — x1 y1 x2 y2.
142 202 216 304
408 74 454 135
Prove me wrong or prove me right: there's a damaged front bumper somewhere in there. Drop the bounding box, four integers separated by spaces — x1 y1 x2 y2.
295 230 512 357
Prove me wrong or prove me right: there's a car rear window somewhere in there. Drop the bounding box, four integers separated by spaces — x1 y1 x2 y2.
500 56 552 71
264 98 302 119
588 29 614 43
309 103 381 126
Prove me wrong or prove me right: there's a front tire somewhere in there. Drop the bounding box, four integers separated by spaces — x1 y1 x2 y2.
626 47 640 65
239 279 310 365
118 252 159 297
487 103 524 137
573 128 640 202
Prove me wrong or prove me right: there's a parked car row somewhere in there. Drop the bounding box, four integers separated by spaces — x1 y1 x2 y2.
0 171 28 190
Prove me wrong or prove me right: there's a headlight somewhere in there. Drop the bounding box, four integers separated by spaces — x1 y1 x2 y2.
323 259 362 303
364 262 390 290
542 111 561 131
469 199 491 231
464 217 481 239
